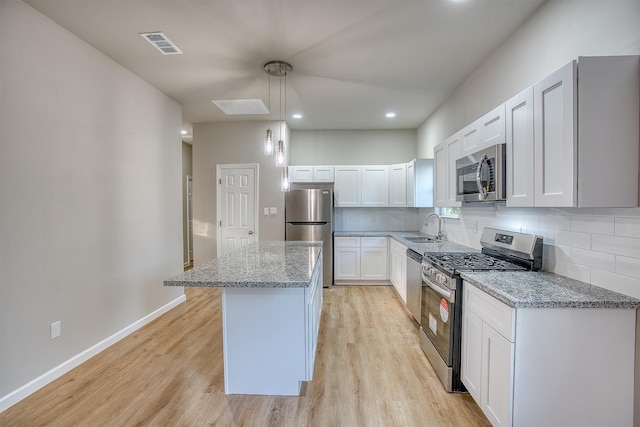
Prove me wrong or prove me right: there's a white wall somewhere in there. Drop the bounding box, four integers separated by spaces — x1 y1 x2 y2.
192 121 288 265
0 0 184 405
182 142 193 266
291 129 416 165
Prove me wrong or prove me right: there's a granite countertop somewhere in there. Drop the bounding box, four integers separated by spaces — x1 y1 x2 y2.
461 271 640 309
164 241 322 288
334 231 475 254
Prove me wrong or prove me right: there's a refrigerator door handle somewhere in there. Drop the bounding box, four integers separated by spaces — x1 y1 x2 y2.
287 221 329 225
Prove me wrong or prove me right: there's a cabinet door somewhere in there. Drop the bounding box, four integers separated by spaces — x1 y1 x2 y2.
446 134 462 207
361 166 389 207
533 60 577 207
334 167 361 207
313 166 334 182
334 247 360 280
397 254 407 302
506 87 534 207
481 323 513 427
461 306 483 404
389 163 407 207
290 166 313 183
461 121 480 155
406 160 415 207
360 246 388 280
434 142 448 207
480 104 506 149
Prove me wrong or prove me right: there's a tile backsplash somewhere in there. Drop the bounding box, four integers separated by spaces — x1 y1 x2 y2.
441 204 640 299
333 207 424 232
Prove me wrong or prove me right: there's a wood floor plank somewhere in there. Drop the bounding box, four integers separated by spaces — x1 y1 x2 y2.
0 285 490 426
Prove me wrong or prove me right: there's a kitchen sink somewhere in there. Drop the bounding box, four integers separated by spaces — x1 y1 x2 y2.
403 236 440 243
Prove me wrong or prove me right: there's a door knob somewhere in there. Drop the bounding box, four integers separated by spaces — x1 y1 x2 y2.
248 230 254 235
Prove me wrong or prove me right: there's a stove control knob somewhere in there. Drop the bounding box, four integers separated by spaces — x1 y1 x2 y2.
436 273 446 284
430 268 437 276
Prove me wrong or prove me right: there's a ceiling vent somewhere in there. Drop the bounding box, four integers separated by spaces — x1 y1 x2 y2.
139 32 183 55
212 99 269 115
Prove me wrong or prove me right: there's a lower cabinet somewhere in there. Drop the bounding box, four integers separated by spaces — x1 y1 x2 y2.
334 236 388 283
461 281 636 427
389 238 407 302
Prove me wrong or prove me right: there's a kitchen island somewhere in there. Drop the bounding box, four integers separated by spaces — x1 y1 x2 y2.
164 241 323 396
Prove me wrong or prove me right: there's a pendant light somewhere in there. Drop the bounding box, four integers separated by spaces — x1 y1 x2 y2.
264 74 273 155
263 60 292 191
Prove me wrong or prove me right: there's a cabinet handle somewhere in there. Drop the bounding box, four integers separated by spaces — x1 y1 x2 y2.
476 154 488 200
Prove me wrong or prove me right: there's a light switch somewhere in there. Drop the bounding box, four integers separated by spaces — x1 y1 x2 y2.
269 207 277 215
263 207 269 216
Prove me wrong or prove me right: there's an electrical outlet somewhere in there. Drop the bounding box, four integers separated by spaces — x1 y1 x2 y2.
263 207 269 216
471 221 478 233
371 214 377 223
50 321 61 340
269 207 277 215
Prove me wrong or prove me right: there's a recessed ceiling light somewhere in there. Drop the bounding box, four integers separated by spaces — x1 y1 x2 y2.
292 114 303 119
386 112 396 118
181 130 187 135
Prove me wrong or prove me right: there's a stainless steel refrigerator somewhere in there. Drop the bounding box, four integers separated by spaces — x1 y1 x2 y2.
285 183 333 287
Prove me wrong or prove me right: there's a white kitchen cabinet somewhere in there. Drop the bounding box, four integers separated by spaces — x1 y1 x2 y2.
406 160 415 207
460 121 480 155
334 236 388 283
388 163 407 207
533 56 639 207
290 165 334 182
433 142 448 207
505 86 534 207
434 133 462 207
479 104 506 149
461 104 505 157
333 237 361 280
334 166 361 207
361 166 389 207
360 237 389 280
461 281 636 427
289 166 314 183
389 238 407 302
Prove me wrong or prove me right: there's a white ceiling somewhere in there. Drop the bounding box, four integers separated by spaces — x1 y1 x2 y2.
23 0 546 133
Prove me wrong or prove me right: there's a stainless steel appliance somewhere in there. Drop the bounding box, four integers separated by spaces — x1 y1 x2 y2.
419 227 542 392
285 184 333 287
455 144 506 202
405 249 422 324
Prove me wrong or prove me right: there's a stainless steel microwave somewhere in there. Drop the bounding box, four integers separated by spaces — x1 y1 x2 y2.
455 144 506 202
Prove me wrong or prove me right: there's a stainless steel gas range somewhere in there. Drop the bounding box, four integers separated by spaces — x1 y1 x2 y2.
419 227 542 392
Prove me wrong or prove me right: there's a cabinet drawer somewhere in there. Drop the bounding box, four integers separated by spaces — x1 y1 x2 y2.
464 282 515 341
360 236 388 248
334 236 360 248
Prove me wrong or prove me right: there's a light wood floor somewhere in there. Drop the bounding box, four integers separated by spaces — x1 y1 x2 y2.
0 286 490 426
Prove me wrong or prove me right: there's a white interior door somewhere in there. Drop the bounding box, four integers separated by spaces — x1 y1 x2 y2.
217 164 258 256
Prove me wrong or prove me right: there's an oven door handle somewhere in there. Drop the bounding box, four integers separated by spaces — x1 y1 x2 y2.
476 154 488 200
423 276 454 302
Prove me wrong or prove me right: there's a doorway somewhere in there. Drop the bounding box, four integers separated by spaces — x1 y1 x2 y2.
216 164 259 256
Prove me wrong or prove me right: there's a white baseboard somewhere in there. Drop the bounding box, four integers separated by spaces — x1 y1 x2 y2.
0 294 186 413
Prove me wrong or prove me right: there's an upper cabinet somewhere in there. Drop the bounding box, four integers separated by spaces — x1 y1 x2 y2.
439 55 639 209
406 161 415 207
460 105 506 156
361 166 389 207
389 163 407 207
334 166 361 207
505 86 535 207
290 165 334 183
514 56 639 208
435 133 462 207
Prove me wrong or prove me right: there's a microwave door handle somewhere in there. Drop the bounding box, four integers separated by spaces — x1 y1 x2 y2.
476 154 488 200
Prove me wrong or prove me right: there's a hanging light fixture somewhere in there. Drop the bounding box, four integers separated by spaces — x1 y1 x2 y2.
263 60 292 191
264 73 273 155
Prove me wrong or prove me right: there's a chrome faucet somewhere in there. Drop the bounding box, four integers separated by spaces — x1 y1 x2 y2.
425 213 444 240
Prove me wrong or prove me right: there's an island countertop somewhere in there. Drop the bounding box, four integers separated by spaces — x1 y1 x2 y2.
164 241 322 288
